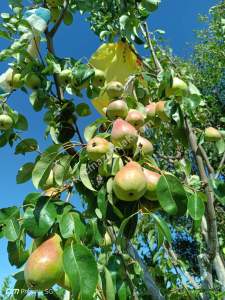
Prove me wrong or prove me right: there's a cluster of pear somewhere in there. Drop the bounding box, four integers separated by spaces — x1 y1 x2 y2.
8 70 41 90
24 234 70 291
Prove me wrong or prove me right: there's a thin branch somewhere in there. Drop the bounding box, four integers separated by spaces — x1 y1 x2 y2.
198 145 215 174
215 150 225 178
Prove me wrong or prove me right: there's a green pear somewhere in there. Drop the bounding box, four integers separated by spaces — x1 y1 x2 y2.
10 73 23 89
111 118 138 149
113 161 147 201
92 69 106 87
165 77 188 97
106 81 124 100
58 69 72 86
204 127 222 142
136 136 153 156
87 136 113 161
24 234 64 290
155 101 170 122
106 100 128 120
63 11 73 26
145 102 156 120
25 73 41 90
143 168 161 201
0 114 13 131
141 0 160 12
125 109 145 130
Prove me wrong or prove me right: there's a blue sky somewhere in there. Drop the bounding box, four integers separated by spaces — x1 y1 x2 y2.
0 0 215 287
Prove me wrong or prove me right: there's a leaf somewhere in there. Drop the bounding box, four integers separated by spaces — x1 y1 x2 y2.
188 193 205 220
63 243 98 300
15 138 38 155
118 282 128 300
7 240 29 267
151 213 172 244
216 139 225 154
3 218 20 241
188 82 201 96
80 163 96 191
0 206 19 222
23 192 41 209
156 174 188 216
14 114 28 131
104 267 115 300
84 118 106 142
32 144 61 189
59 213 75 239
16 162 34 184
117 213 137 247
76 103 91 117
54 155 72 186
97 186 107 219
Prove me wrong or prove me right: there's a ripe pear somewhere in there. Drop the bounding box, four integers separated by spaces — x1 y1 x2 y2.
113 161 147 201
143 168 161 201
24 234 64 290
92 69 106 87
106 100 128 120
126 109 145 130
58 69 72 86
25 73 41 90
111 119 138 149
146 102 156 119
155 101 170 122
0 114 13 131
10 73 23 89
165 77 188 97
87 136 113 161
137 136 153 156
204 127 222 142
106 81 124 100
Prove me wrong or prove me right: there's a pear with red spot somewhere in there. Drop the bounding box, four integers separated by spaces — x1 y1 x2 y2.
87 136 113 161
111 119 138 149
126 109 145 130
143 168 161 201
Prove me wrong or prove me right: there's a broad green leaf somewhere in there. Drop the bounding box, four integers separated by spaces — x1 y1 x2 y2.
80 163 96 191
16 162 34 184
156 174 188 216
59 212 75 239
54 155 72 186
63 243 98 300
84 118 107 142
118 282 128 300
76 103 91 117
151 213 172 244
97 186 107 219
23 192 41 210
15 138 38 155
117 213 137 247
104 267 115 300
0 206 19 222
7 240 29 267
188 193 205 220
14 114 28 131
3 218 20 241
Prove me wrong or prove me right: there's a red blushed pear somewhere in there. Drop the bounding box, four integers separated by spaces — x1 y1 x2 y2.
87 136 113 161
136 136 154 156
143 168 161 201
24 234 64 291
113 161 147 201
125 109 145 130
145 103 156 120
106 99 128 120
155 101 170 122
111 119 138 149
205 127 222 142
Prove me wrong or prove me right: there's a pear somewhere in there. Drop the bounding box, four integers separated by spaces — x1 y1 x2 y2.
25 73 41 90
87 137 113 161
205 127 222 142
141 0 160 12
126 109 145 130
0 114 13 131
111 119 138 149
58 69 72 86
106 100 128 120
10 73 23 89
165 77 188 97
113 161 147 201
143 168 161 201
24 234 64 290
92 69 106 87
106 81 124 100
137 136 153 156
145 102 156 120
63 11 73 26
155 101 170 122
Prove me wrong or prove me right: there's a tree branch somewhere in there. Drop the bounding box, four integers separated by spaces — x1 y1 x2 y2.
215 150 225 178
198 145 215 174
49 0 70 37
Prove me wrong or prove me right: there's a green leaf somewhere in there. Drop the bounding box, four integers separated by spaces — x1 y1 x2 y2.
3 218 20 241
23 192 41 209
7 240 29 267
59 212 75 239
97 186 107 219
151 213 172 244
54 155 72 186
216 139 225 154
0 206 19 222
14 114 28 131
188 193 205 220
16 162 34 184
63 243 98 300
156 174 188 216
32 144 61 189
104 267 115 300
80 163 96 191
84 118 107 142
76 103 91 117
118 282 128 300
117 213 137 247
15 138 38 155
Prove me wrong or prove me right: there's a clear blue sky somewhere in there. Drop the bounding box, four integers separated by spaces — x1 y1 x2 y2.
0 0 215 286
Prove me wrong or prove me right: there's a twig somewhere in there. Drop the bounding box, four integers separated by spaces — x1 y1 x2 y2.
215 150 225 178
49 0 70 37
198 145 214 174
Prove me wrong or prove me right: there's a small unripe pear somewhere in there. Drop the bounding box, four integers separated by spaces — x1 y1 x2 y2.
143 168 161 201
58 69 72 86
24 234 64 290
0 114 13 131
10 73 23 88
111 119 138 149
165 77 188 97
63 11 73 25
155 101 170 122
106 81 124 100
137 136 153 156
145 103 156 119
204 127 222 142
25 73 41 90
106 100 128 120
92 69 106 87
113 162 147 201
87 137 113 161
126 109 145 130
